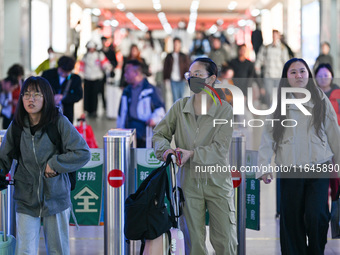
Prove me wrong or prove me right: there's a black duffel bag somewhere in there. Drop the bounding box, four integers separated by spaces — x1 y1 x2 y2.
124 154 175 241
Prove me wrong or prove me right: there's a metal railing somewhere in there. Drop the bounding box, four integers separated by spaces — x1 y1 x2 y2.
229 133 246 255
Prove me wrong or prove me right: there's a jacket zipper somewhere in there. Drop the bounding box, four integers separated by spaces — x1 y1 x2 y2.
32 136 43 217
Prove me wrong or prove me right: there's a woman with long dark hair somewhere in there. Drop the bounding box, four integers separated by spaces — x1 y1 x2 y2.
0 76 91 254
258 58 340 255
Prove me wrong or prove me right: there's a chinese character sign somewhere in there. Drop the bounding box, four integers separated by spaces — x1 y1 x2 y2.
71 149 104 225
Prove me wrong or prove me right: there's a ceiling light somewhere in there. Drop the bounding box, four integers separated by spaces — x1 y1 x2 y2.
187 23 196 34
164 24 172 33
103 20 111 26
227 27 235 35
112 0 120 3
187 0 200 34
190 0 200 11
178 21 186 29
208 25 218 34
153 3 161 11
238 19 246 27
111 20 119 27
228 1 237 10
189 12 197 20
158 12 172 34
251 9 260 17
216 19 224 26
92 8 101 16
140 25 148 32
158 12 166 20
246 20 254 26
117 3 125 11
126 12 134 19
126 12 148 32
153 0 162 11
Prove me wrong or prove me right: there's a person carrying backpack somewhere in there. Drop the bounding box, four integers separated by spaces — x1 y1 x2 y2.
0 76 91 255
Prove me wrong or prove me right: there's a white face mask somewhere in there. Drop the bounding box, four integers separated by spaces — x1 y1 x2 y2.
49 53 55 59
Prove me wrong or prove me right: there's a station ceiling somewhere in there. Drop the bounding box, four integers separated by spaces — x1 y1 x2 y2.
78 0 280 30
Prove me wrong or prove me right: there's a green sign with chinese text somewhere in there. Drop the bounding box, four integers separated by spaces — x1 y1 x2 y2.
136 149 171 212
70 149 104 225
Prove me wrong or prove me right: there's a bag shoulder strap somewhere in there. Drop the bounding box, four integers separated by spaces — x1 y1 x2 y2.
164 162 176 228
62 75 73 98
8 122 22 160
132 154 172 197
45 119 77 190
45 121 62 152
165 154 176 227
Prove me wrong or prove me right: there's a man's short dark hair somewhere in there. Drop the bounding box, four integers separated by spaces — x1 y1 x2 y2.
3 76 18 86
173 37 181 43
321 41 330 48
7 64 24 78
58 56 75 72
126 59 150 76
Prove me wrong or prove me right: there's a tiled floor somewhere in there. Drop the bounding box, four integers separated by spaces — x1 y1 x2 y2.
32 99 340 254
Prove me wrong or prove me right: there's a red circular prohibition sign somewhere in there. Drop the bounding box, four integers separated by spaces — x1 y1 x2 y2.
108 169 125 188
231 169 242 188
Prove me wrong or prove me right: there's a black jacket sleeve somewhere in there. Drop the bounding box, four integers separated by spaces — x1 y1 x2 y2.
62 74 83 104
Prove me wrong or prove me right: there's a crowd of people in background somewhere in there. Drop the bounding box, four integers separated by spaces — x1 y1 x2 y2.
0 64 24 129
0 31 338 181
1 25 339 135
0 22 340 255
1 26 339 162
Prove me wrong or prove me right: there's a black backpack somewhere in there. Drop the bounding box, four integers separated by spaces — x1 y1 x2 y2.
124 154 177 242
9 120 77 190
